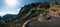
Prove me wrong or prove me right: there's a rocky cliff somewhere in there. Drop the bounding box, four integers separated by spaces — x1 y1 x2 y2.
11 2 50 27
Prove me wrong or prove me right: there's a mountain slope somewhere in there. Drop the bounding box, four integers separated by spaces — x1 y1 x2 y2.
11 2 50 27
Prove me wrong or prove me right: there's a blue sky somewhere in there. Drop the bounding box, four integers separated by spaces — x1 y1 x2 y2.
0 0 60 16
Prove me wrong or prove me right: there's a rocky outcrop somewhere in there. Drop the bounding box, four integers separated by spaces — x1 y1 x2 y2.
14 2 50 27
17 2 50 22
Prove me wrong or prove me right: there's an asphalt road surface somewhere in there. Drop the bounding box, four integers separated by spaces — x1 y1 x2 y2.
25 16 60 27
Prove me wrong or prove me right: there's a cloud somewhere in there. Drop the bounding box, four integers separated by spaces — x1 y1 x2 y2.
17 8 21 11
4 0 19 7
0 11 6 16
0 7 20 16
0 0 21 16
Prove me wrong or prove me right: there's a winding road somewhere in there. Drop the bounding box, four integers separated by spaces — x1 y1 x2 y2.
22 16 60 27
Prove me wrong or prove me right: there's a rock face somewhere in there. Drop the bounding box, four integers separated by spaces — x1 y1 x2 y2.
48 5 60 17
17 2 50 22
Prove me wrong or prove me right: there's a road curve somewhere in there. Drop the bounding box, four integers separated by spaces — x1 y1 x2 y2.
22 17 36 27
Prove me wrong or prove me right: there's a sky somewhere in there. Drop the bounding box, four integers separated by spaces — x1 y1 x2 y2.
0 0 60 16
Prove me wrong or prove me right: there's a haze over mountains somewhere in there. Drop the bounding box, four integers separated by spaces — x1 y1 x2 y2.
2 14 17 20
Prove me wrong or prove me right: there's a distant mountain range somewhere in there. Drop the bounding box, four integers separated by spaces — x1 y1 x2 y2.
2 14 17 21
